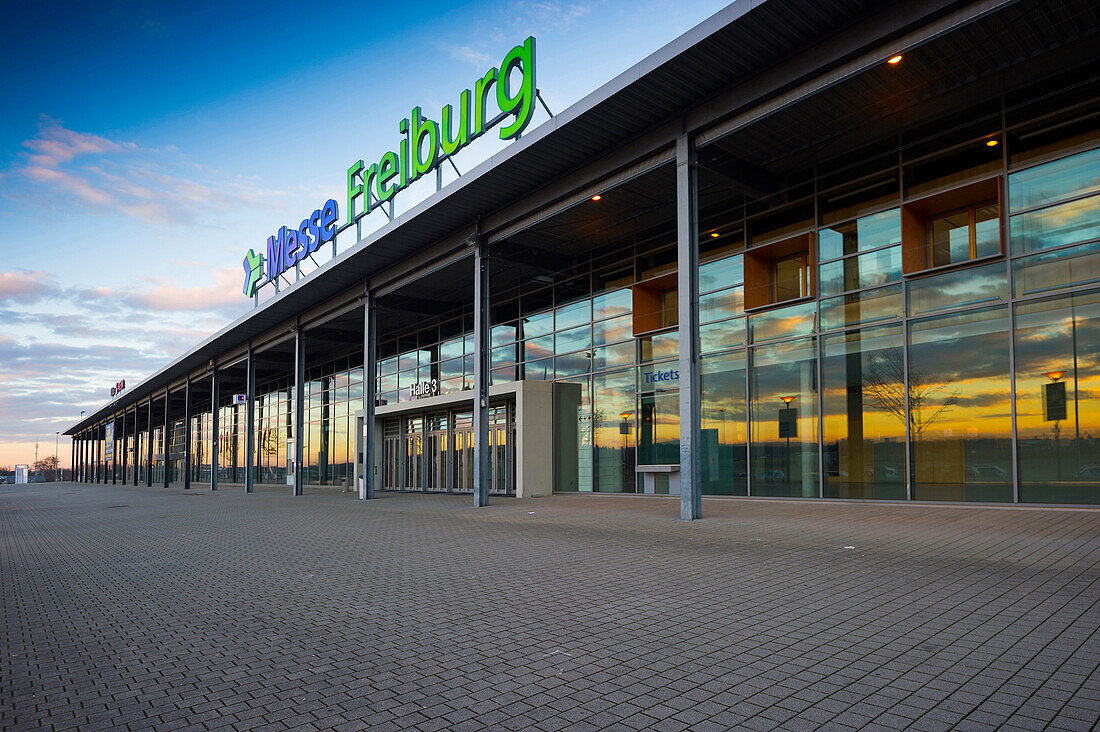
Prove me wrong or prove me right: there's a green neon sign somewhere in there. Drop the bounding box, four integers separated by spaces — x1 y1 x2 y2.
345 36 537 227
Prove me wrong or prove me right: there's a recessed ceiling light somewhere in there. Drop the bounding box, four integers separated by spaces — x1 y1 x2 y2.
710 232 720 238
591 194 601 201
887 55 903 65
986 139 999 147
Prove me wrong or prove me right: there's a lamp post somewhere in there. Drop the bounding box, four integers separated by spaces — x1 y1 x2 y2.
1045 371 1065 481
55 432 60 482
780 396 796 490
619 410 631 489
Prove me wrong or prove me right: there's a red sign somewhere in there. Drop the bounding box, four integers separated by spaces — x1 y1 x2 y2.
110 379 126 397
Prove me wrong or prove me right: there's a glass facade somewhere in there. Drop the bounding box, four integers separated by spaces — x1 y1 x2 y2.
74 53 1100 508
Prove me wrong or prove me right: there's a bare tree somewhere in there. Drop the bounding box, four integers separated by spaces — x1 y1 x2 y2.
33 456 59 473
864 347 958 437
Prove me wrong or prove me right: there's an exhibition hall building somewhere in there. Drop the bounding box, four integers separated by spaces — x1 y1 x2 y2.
67 0 1100 517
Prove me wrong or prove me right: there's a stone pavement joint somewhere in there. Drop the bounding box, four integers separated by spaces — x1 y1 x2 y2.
1 483 1099 730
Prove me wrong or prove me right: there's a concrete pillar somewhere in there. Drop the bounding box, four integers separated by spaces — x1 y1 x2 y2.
676 132 702 520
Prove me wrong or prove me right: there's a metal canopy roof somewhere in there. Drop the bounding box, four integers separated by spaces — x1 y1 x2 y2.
66 0 994 434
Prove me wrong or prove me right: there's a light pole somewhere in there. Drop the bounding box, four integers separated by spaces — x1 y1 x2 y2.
55 432 60 482
780 396 796 490
1045 371 1065 481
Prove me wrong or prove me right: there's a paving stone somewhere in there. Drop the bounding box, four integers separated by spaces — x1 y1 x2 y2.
1 484 1099 732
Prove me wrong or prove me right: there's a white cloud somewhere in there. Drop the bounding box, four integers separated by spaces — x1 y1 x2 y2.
9 116 289 227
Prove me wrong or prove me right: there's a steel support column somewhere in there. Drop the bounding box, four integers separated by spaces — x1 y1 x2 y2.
293 323 305 496
146 397 153 487
210 366 219 491
122 410 128 485
133 408 140 486
112 415 118 485
676 132 702 521
472 237 490 508
245 345 255 493
361 292 377 500
184 378 192 490
163 389 171 488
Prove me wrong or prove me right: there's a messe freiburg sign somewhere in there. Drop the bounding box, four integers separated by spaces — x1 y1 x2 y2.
242 37 537 298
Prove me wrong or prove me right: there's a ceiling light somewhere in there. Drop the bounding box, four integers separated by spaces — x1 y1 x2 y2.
710 232 720 238
985 139 999 147
887 55 903 65
591 194 601 201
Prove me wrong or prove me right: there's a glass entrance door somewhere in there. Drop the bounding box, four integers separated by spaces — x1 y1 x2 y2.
453 411 473 492
425 414 449 492
403 416 422 490
382 418 402 489
490 405 514 494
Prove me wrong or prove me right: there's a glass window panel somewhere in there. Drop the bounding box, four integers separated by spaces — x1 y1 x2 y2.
556 351 592 378
593 314 632 346
491 345 516 370
699 254 744 293
524 334 554 362
701 350 747 495
1009 147 1100 212
819 246 902 296
748 300 817 343
438 358 464 381
1012 240 1100 298
439 337 464 361
700 318 746 353
930 211 971 267
749 337 819 497
379 357 398 376
699 286 744 324
907 261 1008 316
592 288 632 320
1009 193 1100 254
522 310 554 338
555 324 591 353
638 330 679 363
908 306 1012 502
821 284 903 331
638 389 679 466
555 299 591 331
491 324 517 347
1014 290 1100 504
490 367 515 386
591 369 636 493
821 325 906 499
974 204 1000 258
592 340 634 372
818 208 902 262
774 255 807 301
525 357 553 381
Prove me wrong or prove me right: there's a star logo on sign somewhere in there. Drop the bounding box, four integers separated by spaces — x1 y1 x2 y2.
242 249 263 298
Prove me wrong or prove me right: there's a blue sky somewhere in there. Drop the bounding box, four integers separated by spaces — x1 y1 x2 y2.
0 0 730 467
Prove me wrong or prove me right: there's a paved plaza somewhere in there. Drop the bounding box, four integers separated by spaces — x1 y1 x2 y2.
2 483 1099 731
